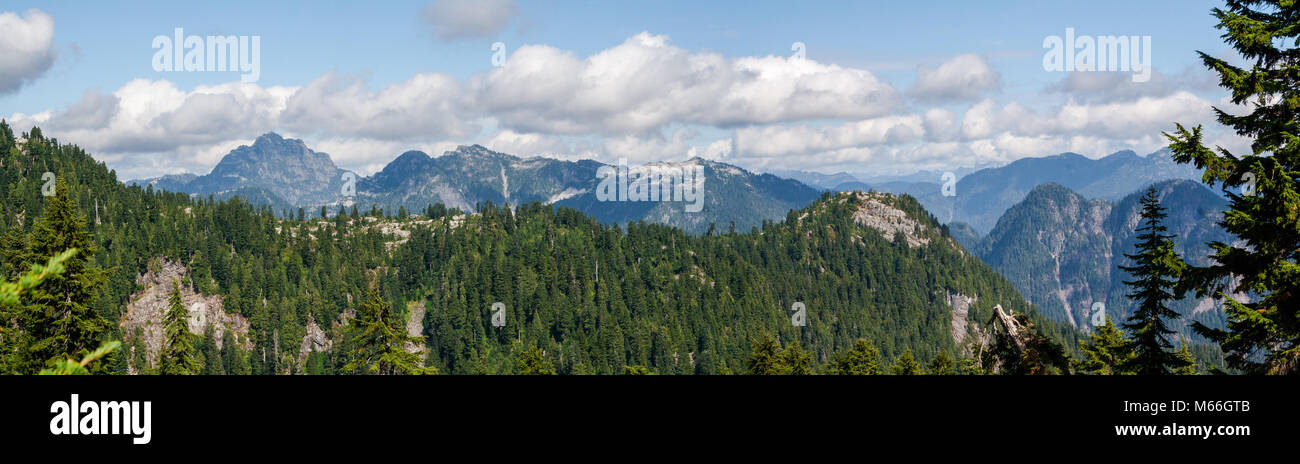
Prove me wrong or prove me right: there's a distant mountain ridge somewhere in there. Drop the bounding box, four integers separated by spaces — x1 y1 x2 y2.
973 179 1232 335
132 133 821 234
885 148 1205 235
128 133 353 213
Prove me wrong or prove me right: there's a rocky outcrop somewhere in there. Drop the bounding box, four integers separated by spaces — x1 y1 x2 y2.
297 314 332 365
946 291 977 347
120 257 253 372
297 308 355 365
404 301 428 361
849 192 930 247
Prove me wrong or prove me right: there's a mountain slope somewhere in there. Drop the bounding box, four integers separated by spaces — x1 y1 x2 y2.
1 122 1079 375
891 149 1203 234
139 133 353 212
975 180 1231 334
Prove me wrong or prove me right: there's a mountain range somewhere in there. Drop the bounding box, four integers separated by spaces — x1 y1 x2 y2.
131 133 822 235
782 149 1206 237
973 179 1232 335
127 133 1236 335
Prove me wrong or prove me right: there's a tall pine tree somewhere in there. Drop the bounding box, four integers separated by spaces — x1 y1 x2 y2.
1165 0 1300 374
160 282 201 375
823 339 882 375
1119 187 1183 375
343 287 428 375
23 178 109 372
1079 316 1135 375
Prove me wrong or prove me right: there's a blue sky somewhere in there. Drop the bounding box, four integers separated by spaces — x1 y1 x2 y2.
0 0 1247 180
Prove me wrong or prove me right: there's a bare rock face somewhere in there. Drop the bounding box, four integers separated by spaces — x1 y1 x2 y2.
297 314 332 365
119 257 253 372
849 193 930 248
946 291 977 347
297 307 355 366
404 301 428 361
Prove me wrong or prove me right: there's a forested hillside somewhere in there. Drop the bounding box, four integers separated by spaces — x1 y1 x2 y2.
0 122 1078 375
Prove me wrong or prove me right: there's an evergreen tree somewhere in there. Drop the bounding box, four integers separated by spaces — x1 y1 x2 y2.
517 345 555 375
222 331 250 375
927 349 957 375
1119 187 1183 375
621 365 655 375
780 341 813 375
1164 0 1300 374
0 249 75 373
1079 316 1135 375
343 288 428 375
23 179 109 371
745 333 784 375
823 339 882 375
1173 336 1199 375
202 325 224 375
160 283 201 375
891 349 922 375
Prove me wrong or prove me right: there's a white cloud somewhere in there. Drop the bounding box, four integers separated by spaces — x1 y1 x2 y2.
688 139 733 160
0 9 56 94
733 115 924 158
909 54 1001 101
481 129 601 160
3 29 1243 179
280 71 473 141
422 0 517 40
922 108 958 142
602 127 699 164
1044 68 1219 103
471 32 900 134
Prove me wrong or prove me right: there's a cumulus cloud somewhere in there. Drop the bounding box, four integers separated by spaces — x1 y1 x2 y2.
688 138 733 161
483 129 599 160
733 115 924 158
961 92 1214 141
603 128 701 164
279 71 474 141
471 32 900 134
0 9 57 94
909 54 1001 101
422 0 517 40
3 29 1243 180
1043 68 1218 103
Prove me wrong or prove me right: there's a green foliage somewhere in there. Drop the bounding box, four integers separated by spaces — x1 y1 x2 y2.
1078 316 1135 375
891 349 922 375
160 283 201 375
621 365 655 375
1173 336 1199 375
927 349 956 375
39 341 120 375
1164 1 1300 374
744 333 814 375
343 288 429 375
823 339 882 375
19 178 110 373
0 122 1078 376
516 346 555 375
0 248 75 306
1119 188 1185 375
